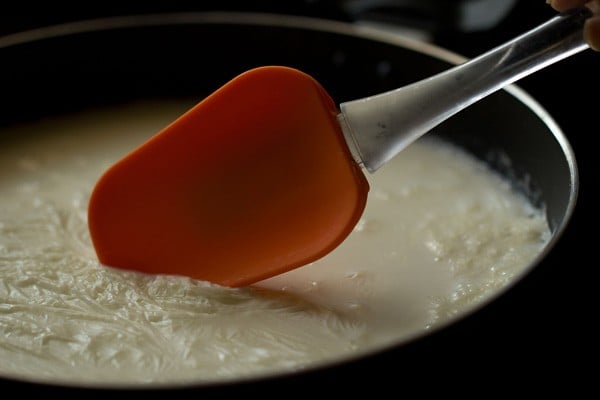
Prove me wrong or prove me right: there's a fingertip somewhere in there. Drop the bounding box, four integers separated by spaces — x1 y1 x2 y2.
585 16 600 51
549 0 591 12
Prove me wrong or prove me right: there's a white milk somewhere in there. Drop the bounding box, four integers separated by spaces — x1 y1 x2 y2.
0 100 551 386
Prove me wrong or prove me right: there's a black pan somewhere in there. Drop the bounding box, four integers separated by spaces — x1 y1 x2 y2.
0 11 581 395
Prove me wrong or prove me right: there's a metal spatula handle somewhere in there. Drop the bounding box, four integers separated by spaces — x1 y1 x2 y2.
339 7 592 173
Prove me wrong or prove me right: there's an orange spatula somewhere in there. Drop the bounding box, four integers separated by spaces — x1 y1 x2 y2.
88 8 590 287
88 66 369 287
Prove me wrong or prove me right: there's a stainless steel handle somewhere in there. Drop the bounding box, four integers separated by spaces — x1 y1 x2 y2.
340 7 592 173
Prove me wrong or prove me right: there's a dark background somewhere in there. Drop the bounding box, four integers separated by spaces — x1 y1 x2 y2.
0 0 596 396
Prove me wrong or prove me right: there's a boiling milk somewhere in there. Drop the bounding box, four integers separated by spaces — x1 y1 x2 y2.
0 100 551 386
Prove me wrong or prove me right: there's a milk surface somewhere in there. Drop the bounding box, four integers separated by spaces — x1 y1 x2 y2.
0 100 550 386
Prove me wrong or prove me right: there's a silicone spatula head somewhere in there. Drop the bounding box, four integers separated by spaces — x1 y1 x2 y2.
88 66 369 287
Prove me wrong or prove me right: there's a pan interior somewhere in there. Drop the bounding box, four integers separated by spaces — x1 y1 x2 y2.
0 13 576 389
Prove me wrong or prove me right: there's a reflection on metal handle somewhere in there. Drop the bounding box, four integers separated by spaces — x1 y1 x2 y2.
340 7 592 173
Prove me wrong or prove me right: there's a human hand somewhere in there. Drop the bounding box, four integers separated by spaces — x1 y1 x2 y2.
548 0 600 50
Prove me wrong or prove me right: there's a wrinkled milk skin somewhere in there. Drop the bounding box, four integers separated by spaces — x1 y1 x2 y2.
0 100 550 385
